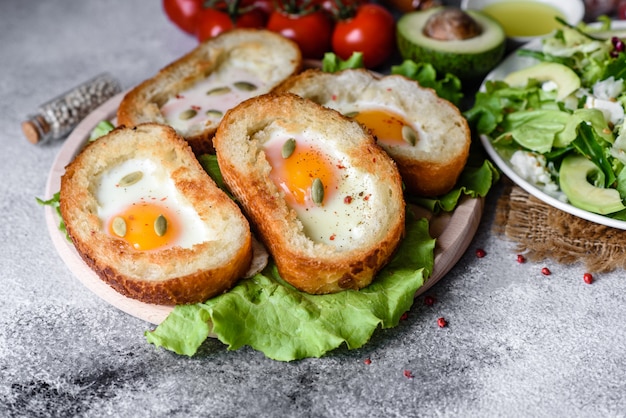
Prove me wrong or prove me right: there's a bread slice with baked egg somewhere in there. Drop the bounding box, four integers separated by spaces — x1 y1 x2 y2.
273 69 471 197
60 123 253 305
214 93 406 295
117 29 302 156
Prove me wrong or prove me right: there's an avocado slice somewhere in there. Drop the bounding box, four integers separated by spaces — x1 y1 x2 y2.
396 7 506 80
504 62 581 101
559 154 625 215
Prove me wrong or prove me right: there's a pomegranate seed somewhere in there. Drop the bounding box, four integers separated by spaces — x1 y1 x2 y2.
476 248 486 258
583 272 594 284
541 267 551 276
437 317 447 328
400 312 409 321
516 254 526 263
424 295 436 306
364 358 372 365
403 370 414 379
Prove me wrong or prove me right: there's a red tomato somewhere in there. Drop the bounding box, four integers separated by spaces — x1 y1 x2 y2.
313 0 369 15
267 10 334 59
619 0 626 20
242 0 275 16
162 0 204 35
196 7 267 42
332 4 395 68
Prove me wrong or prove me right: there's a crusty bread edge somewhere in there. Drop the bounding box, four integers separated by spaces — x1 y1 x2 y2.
60 123 253 305
214 93 406 294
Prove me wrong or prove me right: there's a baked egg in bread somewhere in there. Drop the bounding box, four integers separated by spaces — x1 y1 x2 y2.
273 68 471 197
59 123 253 305
117 29 302 156
214 93 406 294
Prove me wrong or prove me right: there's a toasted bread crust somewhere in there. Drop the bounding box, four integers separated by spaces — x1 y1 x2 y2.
274 68 471 197
117 29 302 156
214 93 406 294
60 123 253 305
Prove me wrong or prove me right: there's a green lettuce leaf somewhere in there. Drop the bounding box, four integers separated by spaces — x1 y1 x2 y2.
391 60 463 106
409 158 499 213
321 52 365 72
145 215 433 362
36 192 69 241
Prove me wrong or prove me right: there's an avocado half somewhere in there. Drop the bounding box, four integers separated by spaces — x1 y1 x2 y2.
397 7 506 80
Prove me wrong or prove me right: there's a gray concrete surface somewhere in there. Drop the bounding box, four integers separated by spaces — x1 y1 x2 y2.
2 1 625 417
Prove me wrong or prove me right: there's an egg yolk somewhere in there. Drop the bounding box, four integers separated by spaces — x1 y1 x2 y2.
352 109 413 147
267 140 337 207
108 202 181 251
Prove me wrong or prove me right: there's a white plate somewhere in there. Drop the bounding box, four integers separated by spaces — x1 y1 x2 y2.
45 93 483 324
479 28 626 230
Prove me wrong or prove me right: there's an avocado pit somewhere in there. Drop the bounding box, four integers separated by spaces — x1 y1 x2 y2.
423 8 482 41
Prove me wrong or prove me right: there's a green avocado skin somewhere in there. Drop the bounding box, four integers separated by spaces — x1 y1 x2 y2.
396 34 506 80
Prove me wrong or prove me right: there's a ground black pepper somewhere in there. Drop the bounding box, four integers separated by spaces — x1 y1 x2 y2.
22 72 121 144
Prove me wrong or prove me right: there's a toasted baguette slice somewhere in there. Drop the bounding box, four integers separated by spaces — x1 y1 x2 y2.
273 69 471 197
60 123 253 305
214 93 406 294
117 29 302 156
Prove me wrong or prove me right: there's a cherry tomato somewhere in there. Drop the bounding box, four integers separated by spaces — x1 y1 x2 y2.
196 7 267 42
619 0 626 20
267 10 334 59
332 3 395 68
242 0 275 16
162 0 204 35
313 0 368 16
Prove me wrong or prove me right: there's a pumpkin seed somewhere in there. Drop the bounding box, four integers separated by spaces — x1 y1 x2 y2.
344 111 359 118
402 125 418 146
206 109 223 118
179 109 197 120
206 86 231 96
112 217 127 237
118 171 143 187
281 138 296 159
234 81 257 91
311 178 324 206
154 214 167 237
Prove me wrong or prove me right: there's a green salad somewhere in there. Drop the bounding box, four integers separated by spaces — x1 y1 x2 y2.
465 19 626 219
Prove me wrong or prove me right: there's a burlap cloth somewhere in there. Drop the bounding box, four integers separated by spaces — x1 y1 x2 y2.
494 180 626 273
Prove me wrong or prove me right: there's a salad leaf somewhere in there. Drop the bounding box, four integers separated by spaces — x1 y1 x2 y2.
321 52 365 72
464 80 559 135
36 192 69 241
501 109 571 153
88 120 115 141
409 158 499 213
197 154 233 198
146 214 433 361
391 60 463 106
555 108 613 148
572 122 616 188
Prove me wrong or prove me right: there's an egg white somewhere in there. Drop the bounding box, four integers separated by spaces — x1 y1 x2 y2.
95 158 215 249
262 130 389 250
160 68 265 132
